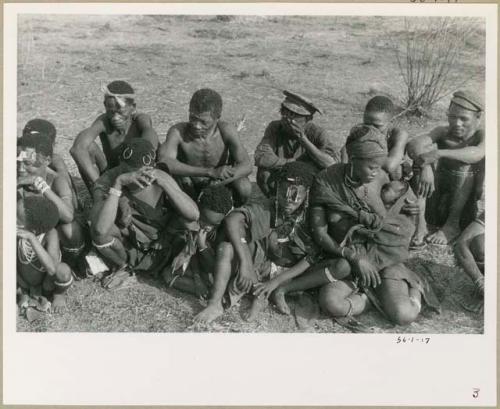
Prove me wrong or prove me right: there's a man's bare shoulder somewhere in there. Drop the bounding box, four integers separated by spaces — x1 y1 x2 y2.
83 113 109 136
218 120 239 142
134 112 153 127
52 172 72 196
93 113 108 127
167 122 190 140
429 125 449 139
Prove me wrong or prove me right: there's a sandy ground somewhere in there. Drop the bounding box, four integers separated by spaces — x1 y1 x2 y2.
16 15 485 333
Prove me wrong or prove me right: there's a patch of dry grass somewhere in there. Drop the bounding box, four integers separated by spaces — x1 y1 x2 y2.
16 15 485 333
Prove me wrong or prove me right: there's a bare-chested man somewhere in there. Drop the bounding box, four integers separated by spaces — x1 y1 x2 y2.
408 90 484 245
70 80 159 191
157 88 252 205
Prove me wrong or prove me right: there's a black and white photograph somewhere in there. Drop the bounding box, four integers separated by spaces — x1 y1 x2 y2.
3 2 497 406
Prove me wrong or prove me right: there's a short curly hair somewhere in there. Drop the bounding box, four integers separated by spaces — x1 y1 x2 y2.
198 185 233 214
275 161 318 188
21 196 60 235
107 80 134 94
18 133 53 158
365 96 395 115
23 119 57 143
189 88 223 118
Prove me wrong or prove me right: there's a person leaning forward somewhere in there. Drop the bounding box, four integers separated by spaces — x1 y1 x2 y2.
254 90 340 197
70 80 159 192
157 88 252 206
407 90 484 246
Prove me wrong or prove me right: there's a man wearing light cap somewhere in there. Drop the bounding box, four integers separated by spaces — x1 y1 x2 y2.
408 90 485 246
70 80 159 192
254 90 340 197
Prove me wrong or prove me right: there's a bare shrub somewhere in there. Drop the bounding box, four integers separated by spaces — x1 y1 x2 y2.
390 17 481 117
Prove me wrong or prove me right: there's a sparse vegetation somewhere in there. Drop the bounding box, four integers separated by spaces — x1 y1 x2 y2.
390 17 481 117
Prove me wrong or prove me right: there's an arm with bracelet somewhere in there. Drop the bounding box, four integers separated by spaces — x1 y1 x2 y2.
34 176 75 223
92 179 123 238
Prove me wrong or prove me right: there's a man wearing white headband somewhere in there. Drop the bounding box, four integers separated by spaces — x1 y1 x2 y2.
70 80 159 192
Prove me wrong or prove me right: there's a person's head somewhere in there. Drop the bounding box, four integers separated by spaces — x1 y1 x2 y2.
275 161 317 215
381 180 407 209
17 196 59 235
447 90 483 140
188 88 223 138
197 185 233 229
22 119 57 145
346 124 388 185
102 80 136 125
363 96 395 134
118 138 156 173
17 133 53 178
280 90 321 134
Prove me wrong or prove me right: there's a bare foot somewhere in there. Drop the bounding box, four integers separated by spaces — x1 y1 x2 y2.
410 227 428 250
35 296 51 312
52 294 67 313
272 288 291 315
194 302 224 324
17 294 30 309
242 296 268 322
426 223 460 245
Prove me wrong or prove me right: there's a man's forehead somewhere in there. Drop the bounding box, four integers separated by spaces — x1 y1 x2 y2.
365 111 390 120
189 110 213 119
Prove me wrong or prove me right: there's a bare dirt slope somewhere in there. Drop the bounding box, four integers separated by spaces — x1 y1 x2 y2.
16 15 485 333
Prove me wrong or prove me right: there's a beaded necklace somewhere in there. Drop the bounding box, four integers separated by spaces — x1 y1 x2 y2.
18 234 46 271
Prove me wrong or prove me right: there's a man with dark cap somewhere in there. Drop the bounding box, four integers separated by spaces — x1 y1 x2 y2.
89 138 199 290
70 80 159 192
254 90 340 197
408 90 485 246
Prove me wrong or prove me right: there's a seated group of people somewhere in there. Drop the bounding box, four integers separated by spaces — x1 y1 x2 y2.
16 80 486 326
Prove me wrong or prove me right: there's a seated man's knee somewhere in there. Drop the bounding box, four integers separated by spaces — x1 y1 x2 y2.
326 258 351 280
55 262 73 283
319 283 350 317
386 300 419 326
90 226 114 247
